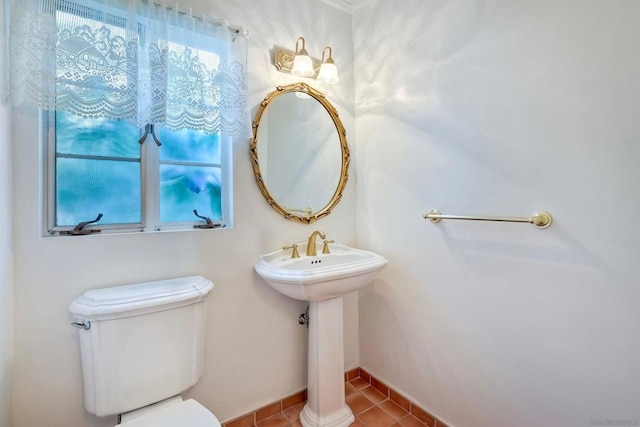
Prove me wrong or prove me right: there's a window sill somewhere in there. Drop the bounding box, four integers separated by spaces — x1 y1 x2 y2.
44 224 231 238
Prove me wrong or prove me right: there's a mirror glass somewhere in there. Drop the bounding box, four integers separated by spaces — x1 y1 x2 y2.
251 83 349 224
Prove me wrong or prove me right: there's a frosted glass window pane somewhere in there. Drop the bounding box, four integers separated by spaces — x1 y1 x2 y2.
156 127 221 163
56 158 141 226
160 165 222 223
56 111 140 158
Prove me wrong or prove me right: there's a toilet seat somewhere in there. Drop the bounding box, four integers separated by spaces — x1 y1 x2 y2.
117 397 221 427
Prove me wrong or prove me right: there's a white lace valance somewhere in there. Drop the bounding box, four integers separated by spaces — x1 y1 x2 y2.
9 0 250 138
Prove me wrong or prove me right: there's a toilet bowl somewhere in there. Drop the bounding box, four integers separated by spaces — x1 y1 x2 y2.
69 276 220 426
118 396 220 427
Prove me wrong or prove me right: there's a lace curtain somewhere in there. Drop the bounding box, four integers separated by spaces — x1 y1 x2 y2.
8 0 250 137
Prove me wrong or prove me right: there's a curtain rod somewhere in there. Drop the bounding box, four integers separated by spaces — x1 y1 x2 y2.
142 0 248 36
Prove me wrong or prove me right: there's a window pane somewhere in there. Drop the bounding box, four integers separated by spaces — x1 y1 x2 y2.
56 111 140 159
160 165 222 223
156 127 221 164
56 158 141 226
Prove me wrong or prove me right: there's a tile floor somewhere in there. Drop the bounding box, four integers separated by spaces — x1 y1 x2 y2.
254 377 435 427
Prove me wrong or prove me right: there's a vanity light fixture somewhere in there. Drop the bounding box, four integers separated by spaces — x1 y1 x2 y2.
317 46 339 84
274 36 339 85
291 36 315 77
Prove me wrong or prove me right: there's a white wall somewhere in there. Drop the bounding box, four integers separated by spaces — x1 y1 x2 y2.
10 1 355 426
0 0 14 424
354 1 640 426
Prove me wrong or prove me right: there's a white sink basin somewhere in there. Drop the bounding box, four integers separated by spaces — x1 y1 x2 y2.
255 243 388 301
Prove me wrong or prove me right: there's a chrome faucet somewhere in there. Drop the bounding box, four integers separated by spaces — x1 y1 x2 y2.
306 230 326 256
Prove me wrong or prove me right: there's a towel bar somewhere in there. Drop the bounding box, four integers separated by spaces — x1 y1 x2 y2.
423 210 552 229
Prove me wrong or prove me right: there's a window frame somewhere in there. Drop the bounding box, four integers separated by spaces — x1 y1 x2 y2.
43 110 234 236
154 135 232 232
43 109 147 235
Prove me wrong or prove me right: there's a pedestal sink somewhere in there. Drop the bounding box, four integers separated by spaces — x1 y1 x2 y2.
255 242 388 427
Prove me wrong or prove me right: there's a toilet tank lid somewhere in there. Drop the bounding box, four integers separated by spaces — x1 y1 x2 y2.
69 276 214 320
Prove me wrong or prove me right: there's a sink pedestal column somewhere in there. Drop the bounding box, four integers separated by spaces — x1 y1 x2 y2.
300 296 354 427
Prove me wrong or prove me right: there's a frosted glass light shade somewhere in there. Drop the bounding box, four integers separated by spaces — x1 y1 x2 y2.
318 62 339 85
292 53 315 77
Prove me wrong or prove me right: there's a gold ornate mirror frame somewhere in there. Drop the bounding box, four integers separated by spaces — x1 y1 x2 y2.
250 82 350 224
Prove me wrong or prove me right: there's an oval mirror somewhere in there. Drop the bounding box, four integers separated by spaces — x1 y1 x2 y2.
250 83 350 224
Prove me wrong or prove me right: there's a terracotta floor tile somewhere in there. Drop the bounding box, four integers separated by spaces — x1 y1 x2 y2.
282 402 305 421
282 391 306 410
379 399 410 420
398 414 427 427
370 377 390 397
224 413 255 427
349 377 370 390
410 406 435 427
346 392 375 415
346 382 360 397
256 401 282 421
358 406 396 427
346 368 360 382
225 370 444 427
389 390 411 412
359 370 372 383
256 413 291 427
361 386 387 404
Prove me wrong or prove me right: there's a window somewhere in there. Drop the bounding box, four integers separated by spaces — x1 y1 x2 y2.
46 111 232 234
7 0 250 235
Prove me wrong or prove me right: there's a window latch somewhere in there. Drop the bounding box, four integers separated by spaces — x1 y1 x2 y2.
138 124 162 146
193 210 221 229
60 213 103 236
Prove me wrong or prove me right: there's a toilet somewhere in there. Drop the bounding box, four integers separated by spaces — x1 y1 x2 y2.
69 276 221 426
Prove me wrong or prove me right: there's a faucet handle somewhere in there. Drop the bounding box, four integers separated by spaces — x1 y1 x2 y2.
322 239 335 254
283 244 300 259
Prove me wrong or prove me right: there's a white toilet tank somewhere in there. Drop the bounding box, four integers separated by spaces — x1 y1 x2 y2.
69 276 214 417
